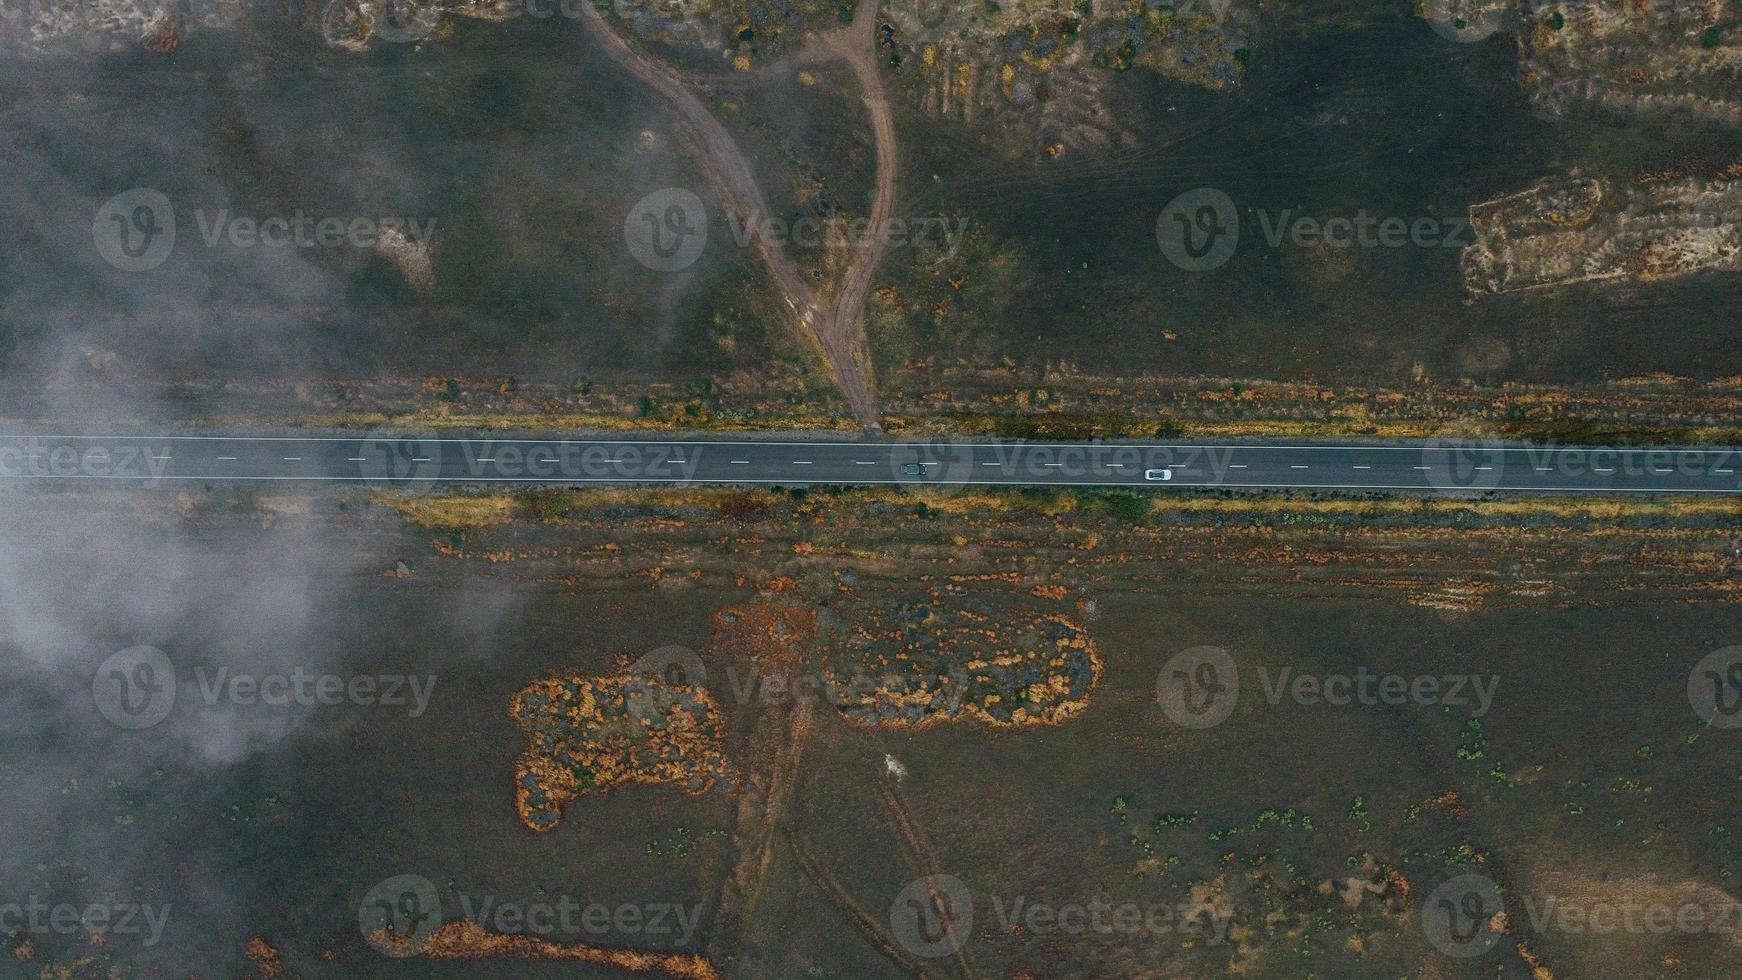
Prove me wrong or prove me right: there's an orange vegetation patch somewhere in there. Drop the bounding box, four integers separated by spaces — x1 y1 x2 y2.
394 921 722 979
707 595 817 675
511 673 727 832
822 598 1101 727
1405 790 1469 822
242 937 282 979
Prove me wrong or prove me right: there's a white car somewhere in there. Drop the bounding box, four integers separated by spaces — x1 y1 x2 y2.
1144 468 1173 482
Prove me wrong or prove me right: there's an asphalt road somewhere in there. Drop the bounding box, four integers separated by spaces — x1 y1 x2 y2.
4 433 1742 494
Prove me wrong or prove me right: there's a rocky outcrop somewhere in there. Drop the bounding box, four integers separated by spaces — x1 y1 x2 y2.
3 0 232 54
1519 1 1742 126
1463 176 1742 293
889 0 1255 153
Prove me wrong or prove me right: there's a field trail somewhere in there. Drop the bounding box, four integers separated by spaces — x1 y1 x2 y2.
576 0 891 431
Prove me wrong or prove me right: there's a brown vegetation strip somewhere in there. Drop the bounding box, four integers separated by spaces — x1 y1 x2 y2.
408 920 723 979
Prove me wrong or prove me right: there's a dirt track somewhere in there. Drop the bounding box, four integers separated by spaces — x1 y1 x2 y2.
804 0 897 435
576 0 890 431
